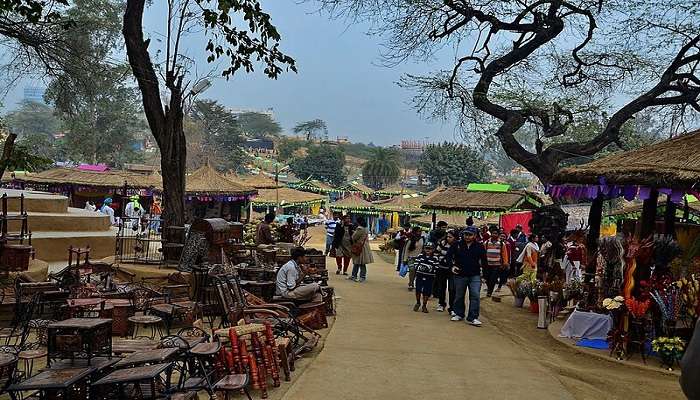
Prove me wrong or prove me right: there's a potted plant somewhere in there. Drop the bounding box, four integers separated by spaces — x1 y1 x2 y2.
651 336 686 370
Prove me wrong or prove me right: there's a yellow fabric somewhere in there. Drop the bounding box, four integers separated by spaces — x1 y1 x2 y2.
311 204 321 215
600 223 617 237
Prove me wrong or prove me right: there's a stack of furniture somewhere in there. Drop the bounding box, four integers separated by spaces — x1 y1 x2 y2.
0 193 33 273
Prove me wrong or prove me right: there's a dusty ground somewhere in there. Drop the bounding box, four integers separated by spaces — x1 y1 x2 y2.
277 245 685 400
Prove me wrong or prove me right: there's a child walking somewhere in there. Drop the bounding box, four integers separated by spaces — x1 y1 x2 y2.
412 243 440 313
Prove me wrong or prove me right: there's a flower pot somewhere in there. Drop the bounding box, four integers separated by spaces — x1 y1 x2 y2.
529 301 539 313
513 297 525 308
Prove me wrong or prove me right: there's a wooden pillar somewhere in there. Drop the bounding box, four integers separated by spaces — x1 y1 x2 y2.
639 189 659 239
586 195 604 258
664 197 676 237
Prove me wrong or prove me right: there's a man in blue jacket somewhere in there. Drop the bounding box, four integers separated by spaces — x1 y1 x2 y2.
447 226 488 326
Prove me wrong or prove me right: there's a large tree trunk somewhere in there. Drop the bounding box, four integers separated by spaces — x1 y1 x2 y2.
123 0 186 228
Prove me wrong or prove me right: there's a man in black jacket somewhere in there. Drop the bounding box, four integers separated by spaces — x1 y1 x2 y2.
447 226 487 327
681 319 700 399
332 214 355 275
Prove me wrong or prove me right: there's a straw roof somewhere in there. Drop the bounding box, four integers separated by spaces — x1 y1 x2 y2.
413 213 500 229
226 172 280 189
607 199 700 219
552 129 700 188
15 167 163 190
251 187 326 207
288 178 335 193
421 187 542 212
341 181 374 194
374 184 417 196
374 194 426 214
329 195 375 212
186 164 256 195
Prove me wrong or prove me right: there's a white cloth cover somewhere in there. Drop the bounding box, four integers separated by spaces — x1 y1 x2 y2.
559 310 613 340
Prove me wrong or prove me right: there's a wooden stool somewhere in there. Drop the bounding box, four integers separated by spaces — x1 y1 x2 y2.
214 374 252 400
321 286 335 316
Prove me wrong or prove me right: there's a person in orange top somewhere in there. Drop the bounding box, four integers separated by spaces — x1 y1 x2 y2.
149 197 162 233
517 234 539 281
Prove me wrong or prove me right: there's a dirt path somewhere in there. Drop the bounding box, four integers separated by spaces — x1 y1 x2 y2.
282 254 579 400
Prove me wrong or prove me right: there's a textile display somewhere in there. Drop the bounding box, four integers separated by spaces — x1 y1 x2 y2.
559 310 613 340
499 211 533 234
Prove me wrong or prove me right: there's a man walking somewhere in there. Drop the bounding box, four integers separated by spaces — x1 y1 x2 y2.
324 213 340 255
447 226 487 327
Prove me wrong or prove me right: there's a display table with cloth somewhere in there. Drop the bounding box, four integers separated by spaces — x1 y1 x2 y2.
559 310 613 340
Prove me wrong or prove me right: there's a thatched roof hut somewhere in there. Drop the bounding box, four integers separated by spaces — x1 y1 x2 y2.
374 184 417 197
226 172 280 189
374 194 425 215
14 167 163 190
329 195 376 214
185 164 256 197
552 129 700 189
288 178 336 194
412 213 500 229
421 187 544 212
251 187 326 208
340 181 374 195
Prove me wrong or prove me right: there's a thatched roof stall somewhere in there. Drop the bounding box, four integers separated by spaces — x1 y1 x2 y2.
287 178 336 194
226 172 281 189
339 181 374 195
329 195 377 215
185 165 257 200
373 184 417 198
412 213 499 229
552 129 700 189
15 167 163 191
421 187 544 212
374 194 426 215
251 187 326 209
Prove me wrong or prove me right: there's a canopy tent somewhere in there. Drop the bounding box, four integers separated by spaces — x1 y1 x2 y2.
421 187 544 213
251 187 326 209
329 195 377 215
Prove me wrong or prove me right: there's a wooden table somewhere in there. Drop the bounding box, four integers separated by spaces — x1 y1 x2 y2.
8 366 95 400
66 298 105 317
92 362 174 399
0 352 16 368
114 348 179 368
47 318 112 366
106 299 133 336
111 338 159 355
47 356 119 373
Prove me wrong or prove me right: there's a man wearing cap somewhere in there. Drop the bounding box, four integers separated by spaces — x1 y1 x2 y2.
446 226 488 326
275 247 322 303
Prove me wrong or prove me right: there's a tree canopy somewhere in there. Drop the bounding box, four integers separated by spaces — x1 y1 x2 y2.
317 0 700 184
289 144 346 186
237 112 283 138
362 147 401 189
418 142 490 187
293 119 328 141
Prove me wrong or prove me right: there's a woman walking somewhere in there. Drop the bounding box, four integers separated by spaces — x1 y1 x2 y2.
332 214 354 275
517 234 539 281
402 226 425 291
433 229 456 312
350 216 374 282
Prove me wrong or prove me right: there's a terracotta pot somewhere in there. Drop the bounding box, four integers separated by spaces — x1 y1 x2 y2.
529 301 539 313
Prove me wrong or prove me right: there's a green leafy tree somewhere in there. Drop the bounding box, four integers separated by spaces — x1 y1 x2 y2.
289 144 346 186
4 101 61 138
276 137 305 162
362 147 401 189
44 0 144 167
188 99 249 172
237 112 283 139
418 142 490 187
123 0 296 227
293 119 327 141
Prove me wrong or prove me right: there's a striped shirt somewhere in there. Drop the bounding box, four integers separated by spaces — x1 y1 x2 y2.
435 239 452 270
325 219 339 237
485 240 507 267
413 254 440 277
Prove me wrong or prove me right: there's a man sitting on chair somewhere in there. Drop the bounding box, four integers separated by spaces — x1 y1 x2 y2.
276 247 322 303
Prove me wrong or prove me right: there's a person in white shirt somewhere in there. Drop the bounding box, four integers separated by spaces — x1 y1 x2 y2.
324 214 340 255
275 247 322 302
99 198 116 225
124 195 144 231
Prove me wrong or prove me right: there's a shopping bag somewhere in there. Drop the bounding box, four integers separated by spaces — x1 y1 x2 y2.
399 263 409 278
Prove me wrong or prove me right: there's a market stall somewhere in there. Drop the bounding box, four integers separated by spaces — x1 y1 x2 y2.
329 195 382 232
373 193 426 230
337 181 374 198
251 187 327 216
185 164 257 222
372 184 418 200
226 172 282 189
546 129 700 369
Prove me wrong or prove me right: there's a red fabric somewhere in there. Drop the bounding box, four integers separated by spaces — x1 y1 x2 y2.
499 211 533 235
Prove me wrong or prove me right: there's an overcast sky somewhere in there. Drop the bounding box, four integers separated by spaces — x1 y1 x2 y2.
1 1 464 145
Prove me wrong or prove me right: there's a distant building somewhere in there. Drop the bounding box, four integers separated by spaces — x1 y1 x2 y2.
336 136 349 144
244 138 275 153
400 139 426 164
23 86 46 104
